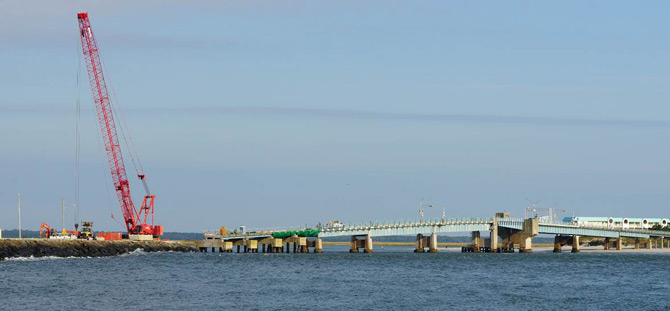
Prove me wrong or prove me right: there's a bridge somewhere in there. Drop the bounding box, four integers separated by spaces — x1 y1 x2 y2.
197 215 670 254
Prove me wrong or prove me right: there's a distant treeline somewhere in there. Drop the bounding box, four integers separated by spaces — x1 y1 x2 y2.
1 229 40 238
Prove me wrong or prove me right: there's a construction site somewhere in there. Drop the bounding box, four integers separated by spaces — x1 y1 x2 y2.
1 13 171 257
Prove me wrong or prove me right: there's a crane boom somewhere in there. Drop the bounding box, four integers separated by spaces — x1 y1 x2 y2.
77 12 161 237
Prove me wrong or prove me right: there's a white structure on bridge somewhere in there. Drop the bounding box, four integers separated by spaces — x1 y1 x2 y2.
562 217 668 229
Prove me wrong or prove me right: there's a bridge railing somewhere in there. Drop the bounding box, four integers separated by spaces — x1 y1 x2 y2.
321 218 494 231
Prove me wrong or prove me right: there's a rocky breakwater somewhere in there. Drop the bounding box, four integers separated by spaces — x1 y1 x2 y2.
0 239 193 260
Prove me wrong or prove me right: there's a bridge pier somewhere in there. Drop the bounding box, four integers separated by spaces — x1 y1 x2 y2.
554 235 567 253
661 237 665 249
553 235 576 253
490 218 498 253
616 238 623 251
471 231 482 253
350 236 359 253
518 236 532 253
414 234 425 253
350 235 373 253
429 233 438 253
603 238 610 250
414 233 439 253
314 238 323 253
497 219 537 253
364 235 373 253
647 238 653 250
249 240 258 253
571 235 580 253
219 241 233 253
635 238 641 250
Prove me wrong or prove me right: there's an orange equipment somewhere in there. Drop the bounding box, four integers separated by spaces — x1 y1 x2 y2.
40 222 53 238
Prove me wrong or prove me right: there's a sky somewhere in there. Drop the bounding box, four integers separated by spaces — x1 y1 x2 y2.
2 1 670 232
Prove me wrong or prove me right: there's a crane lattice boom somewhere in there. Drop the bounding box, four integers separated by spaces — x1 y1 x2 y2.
77 12 161 237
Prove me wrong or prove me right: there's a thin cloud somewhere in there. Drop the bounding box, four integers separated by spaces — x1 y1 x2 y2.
147 106 670 128
3 104 669 127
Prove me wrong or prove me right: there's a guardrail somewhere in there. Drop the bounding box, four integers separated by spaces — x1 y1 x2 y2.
320 218 494 232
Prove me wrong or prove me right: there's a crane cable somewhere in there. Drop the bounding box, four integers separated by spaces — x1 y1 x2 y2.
77 33 122 228
98 50 145 178
75 36 81 228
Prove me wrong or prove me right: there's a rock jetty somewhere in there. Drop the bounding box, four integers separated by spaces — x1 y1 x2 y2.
0 239 193 260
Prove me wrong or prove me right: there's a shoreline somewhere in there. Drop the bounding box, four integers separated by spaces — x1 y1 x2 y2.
0 239 193 260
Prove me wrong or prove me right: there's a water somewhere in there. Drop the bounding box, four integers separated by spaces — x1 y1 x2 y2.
2 246 670 310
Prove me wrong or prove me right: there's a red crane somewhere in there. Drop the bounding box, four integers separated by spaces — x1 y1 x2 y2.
77 12 162 237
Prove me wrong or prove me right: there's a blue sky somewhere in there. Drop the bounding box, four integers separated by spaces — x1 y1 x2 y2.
2 1 670 231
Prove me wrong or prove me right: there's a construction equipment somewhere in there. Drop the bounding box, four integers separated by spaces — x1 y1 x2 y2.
78 221 95 240
40 222 53 238
77 13 162 238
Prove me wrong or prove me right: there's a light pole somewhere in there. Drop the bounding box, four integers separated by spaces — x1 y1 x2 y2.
18 193 22 239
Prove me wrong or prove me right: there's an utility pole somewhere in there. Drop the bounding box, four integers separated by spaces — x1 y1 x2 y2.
61 197 65 234
18 193 22 239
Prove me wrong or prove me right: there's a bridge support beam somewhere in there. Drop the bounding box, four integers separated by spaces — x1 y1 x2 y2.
490 218 498 253
553 236 562 253
661 237 665 249
603 238 610 250
500 219 537 253
428 233 438 253
471 231 482 253
616 238 623 251
414 233 438 253
414 234 425 253
350 235 373 253
571 235 580 253
553 235 569 253
647 239 653 250
314 238 323 253
635 238 640 250
350 236 359 253
364 235 373 253
518 236 533 253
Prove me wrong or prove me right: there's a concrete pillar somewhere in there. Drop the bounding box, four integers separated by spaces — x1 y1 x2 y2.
237 245 241 253
553 236 563 253
472 231 481 253
604 238 610 250
490 218 499 253
428 233 438 253
519 236 533 253
314 238 323 253
616 238 623 251
661 238 664 249
349 236 359 253
571 235 580 253
414 234 424 253
648 239 653 250
634 238 640 250
364 235 373 253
